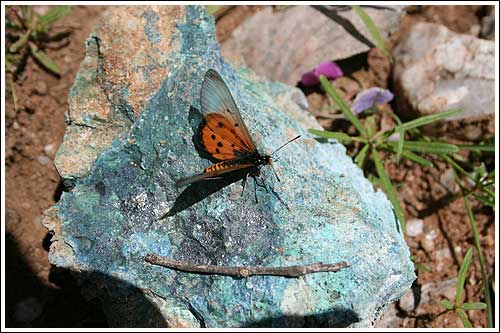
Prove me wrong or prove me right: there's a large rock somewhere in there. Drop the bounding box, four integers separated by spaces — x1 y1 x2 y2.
393 22 495 122
221 6 404 85
43 5 415 327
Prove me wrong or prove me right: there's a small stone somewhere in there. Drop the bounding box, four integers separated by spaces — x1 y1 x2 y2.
440 168 459 194
406 218 424 237
435 247 452 261
14 297 43 323
43 143 57 156
33 81 48 96
399 289 416 313
421 229 438 252
36 155 51 166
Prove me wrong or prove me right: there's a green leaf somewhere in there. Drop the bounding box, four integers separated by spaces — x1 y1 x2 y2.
462 302 487 311
364 115 377 138
440 299 455 310
355 144 369 168
9 31 30 53
206 5 223 16
29 42 61 75
380 144 434 167
456 248 473 306
36 5 72 32
456 308 473 328
456 143 495 153
371 147 405 231
308 129 367 143
351 5 392 62
388 141 459 155
400 150 433 167
319 75 368 138
396 109 464 132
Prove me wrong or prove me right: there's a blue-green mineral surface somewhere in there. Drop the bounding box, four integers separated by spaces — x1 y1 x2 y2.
43 5 415 328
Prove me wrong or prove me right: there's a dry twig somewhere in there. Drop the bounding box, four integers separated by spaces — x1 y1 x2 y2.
145 253 350 278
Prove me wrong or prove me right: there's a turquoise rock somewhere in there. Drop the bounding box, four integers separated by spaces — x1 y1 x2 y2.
43 5 415 328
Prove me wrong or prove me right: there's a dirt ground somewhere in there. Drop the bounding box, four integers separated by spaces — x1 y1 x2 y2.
4 5 495 328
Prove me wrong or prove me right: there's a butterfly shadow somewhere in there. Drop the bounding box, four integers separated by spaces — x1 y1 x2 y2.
160 106 251 218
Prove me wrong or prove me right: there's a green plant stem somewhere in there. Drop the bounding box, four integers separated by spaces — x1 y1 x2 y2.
462 194 493 327
8 76 19 111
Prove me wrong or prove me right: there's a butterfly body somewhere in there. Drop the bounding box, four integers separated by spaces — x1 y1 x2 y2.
176 69 299 200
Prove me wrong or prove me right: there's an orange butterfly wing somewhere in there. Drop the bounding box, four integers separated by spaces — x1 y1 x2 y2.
176 69 258 187
200 113 251 160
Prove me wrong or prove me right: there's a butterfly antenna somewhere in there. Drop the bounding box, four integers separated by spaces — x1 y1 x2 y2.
271 135 301 156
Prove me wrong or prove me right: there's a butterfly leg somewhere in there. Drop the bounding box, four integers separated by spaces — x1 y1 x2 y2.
252 176 259 203
241 173 249 197
258 170 270 193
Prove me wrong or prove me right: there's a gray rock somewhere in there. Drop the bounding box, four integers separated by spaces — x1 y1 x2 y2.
393 22 494 121
222 6 404 85
42 5 414 328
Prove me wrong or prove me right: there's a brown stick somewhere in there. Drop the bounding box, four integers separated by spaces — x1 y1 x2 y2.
145 253 350 278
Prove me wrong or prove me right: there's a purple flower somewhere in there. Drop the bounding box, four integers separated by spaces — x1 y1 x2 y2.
351 87 394 114
300 61 343 86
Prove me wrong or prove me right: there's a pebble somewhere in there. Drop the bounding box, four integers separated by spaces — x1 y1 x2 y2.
406 218 424 237
43 143 57 156
14 297 43 323
33 81 48 96
399 289 416 313
36 155 51 166
421 229 438 252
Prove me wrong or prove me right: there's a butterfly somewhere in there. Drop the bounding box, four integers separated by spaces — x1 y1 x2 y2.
176 69 300 202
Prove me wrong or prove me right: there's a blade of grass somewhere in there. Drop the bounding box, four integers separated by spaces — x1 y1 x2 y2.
456 308 473 328
8 77 19 112
351 5 392 61
388 141 459 155
29 42 61 75
462 302 487 311
355 144 369 168
9 31 30 53
371 147 405 231
395 109 464 132
380 143 434 167
456 144 495 153
308 129 367 143
319 75 368 138
396 128 405 164
456 248 473 306
463 194 493 327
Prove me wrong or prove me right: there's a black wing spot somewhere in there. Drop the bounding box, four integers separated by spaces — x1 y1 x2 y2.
234 123 239 127
217 142 223 147
226 108 231 113
216 148 221 154
211 134 216 140
217 122 224 128
231 144 235 148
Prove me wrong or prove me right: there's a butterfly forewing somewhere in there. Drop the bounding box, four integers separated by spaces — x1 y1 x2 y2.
200 69 257 154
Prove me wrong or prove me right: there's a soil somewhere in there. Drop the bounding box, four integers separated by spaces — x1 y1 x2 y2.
4 4 495 328
5 5 108 327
